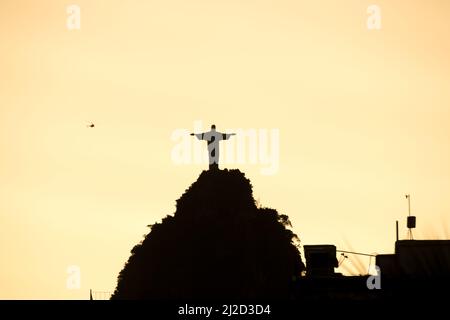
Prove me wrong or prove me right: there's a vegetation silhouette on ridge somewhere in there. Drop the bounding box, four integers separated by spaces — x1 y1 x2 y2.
111 169 305 299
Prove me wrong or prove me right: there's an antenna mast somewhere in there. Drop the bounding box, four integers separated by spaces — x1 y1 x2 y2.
405 194 416 240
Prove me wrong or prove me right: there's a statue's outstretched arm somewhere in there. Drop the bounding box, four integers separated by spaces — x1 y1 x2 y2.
222 133 236 140
190 133 205 140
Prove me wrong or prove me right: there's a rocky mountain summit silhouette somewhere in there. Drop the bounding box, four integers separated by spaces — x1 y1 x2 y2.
111 169 305 299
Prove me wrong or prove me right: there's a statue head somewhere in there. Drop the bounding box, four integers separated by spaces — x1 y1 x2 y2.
211 124 216 130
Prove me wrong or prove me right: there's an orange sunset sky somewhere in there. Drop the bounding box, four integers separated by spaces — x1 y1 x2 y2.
1 0 450 299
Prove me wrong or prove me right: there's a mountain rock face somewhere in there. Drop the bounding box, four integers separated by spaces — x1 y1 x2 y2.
111 169 305 299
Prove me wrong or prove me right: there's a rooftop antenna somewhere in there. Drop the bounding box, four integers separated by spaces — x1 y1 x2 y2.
396 220 399 242
405 194 416 240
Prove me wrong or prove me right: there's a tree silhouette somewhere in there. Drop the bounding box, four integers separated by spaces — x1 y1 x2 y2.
111 169 305 299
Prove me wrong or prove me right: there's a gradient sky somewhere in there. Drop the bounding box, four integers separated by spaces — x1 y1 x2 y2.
1 0 450 299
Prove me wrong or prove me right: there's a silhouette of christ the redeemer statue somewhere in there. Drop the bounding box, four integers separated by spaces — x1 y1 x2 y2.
190 124 236 171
